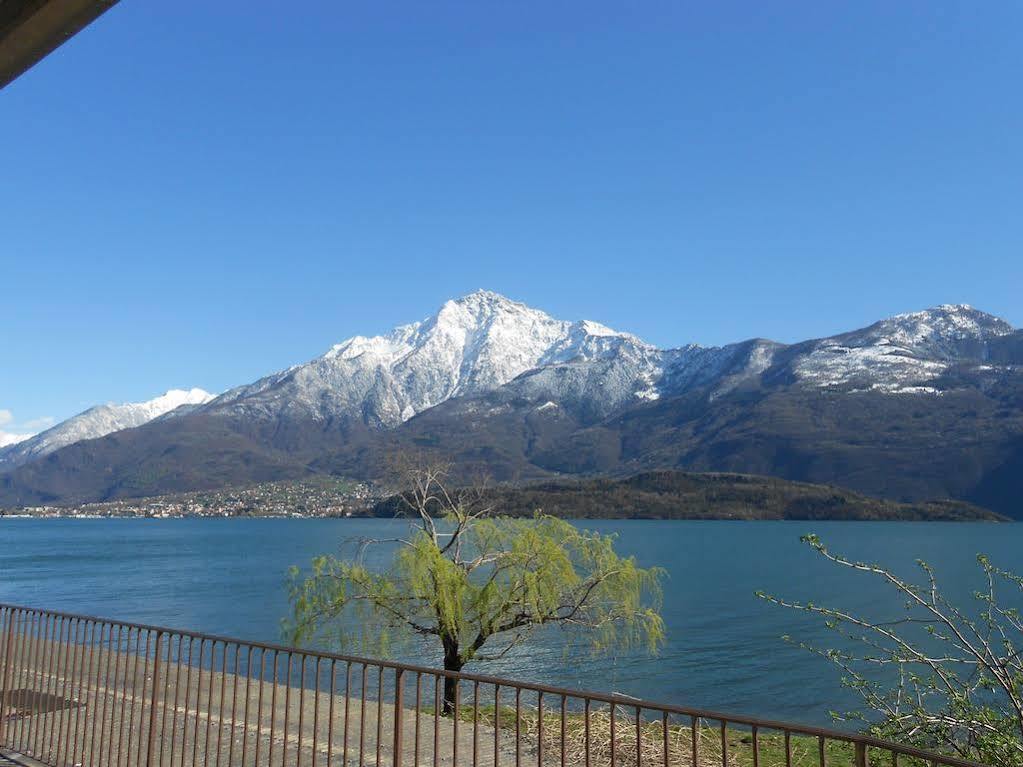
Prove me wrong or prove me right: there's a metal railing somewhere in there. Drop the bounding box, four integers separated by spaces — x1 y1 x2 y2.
0 604 988 767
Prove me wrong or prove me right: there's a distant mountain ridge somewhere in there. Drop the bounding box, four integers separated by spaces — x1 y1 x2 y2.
2 292 1021 518
0 388 213 468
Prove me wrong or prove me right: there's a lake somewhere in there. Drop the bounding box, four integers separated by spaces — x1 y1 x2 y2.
1 518 1019 728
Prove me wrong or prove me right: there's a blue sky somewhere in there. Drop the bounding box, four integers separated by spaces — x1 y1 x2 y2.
2 1 1020 433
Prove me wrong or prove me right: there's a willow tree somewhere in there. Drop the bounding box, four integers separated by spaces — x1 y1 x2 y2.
286 464 665 713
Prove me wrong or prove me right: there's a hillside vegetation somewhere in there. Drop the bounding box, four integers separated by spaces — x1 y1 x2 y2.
373 470 1006 521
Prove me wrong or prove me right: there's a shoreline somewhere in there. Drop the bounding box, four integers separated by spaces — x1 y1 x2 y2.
0 513 1010 522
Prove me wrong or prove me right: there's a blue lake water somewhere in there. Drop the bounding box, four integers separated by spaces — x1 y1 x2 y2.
1 518 1019 728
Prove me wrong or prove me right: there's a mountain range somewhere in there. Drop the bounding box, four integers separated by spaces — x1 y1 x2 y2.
2 290 1021 518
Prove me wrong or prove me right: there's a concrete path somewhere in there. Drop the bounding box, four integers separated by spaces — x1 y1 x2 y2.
1 631 732 767
0 633 530 767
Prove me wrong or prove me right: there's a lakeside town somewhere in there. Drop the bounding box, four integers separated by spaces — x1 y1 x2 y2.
0 477 382 519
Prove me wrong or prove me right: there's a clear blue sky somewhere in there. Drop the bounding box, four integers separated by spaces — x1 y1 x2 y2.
2 1 1020 432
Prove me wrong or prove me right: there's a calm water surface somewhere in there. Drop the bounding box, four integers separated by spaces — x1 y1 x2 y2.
1 518 1019 727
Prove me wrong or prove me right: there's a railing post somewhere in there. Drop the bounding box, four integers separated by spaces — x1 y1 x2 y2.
855 742 868 767
0 610 18 747
392 668 405 767
146 631 163 767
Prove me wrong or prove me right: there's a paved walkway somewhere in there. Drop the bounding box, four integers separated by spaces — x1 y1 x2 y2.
1 633 728 767
1 634 529 767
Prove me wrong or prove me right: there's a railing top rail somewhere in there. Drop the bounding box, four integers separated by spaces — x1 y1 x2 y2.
0 602 990 767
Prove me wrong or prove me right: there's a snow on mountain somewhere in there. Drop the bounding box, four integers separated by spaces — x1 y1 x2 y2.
793 305 1015 393
202 295 1020 433
662 339 782 400
206 290 665 426
0 388 214 468
480 334 669 421
500 336 783 421
0 431 34 448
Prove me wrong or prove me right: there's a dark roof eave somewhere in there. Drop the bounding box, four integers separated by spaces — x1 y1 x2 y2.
0 0 119 90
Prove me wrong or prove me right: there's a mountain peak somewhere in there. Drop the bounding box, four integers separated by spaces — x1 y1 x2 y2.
875 304 1014 342
436 289 527 318
897 302 1003 321
455 288 517 304
440 292 642 344
435 289 553 327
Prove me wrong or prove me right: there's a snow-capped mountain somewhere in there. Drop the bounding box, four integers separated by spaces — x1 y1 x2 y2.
3 296 1017 475
793 304 1016 394
201 295 1017 430
205 290 670 427
0 388 214 468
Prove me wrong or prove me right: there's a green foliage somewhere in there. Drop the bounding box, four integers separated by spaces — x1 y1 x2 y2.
759 535 1023 765
285 464 664 686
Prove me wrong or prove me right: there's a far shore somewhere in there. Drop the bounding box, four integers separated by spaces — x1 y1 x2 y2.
1 511 1010 522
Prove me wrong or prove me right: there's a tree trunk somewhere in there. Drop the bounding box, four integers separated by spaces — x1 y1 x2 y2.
442 644 463 716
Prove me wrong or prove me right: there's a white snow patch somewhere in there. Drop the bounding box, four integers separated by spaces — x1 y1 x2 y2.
0 431 35 448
